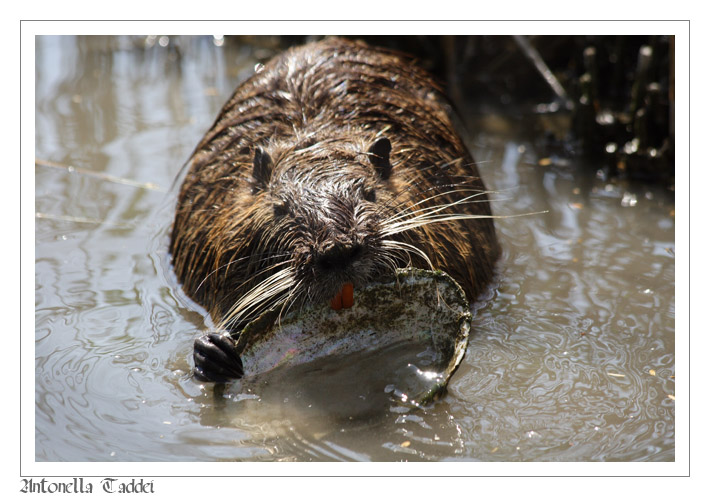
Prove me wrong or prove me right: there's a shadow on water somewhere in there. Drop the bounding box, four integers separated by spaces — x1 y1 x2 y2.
34 35 674 462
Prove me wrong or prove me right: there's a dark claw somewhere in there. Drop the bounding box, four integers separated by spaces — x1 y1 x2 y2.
193 333 244 383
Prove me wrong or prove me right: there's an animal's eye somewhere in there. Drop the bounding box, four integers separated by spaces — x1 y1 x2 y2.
273 202 288 218
363 188 377 202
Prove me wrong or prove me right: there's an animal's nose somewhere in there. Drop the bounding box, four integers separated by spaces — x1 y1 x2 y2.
315 242 363 273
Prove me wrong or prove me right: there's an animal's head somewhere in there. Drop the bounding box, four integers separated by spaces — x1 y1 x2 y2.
249 136 395 304
210 135 413 328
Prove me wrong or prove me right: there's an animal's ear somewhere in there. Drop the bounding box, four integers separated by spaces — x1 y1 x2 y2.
252 147 274 188
368 137 392 180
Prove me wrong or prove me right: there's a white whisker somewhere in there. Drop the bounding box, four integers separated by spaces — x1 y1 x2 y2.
276 280 304 327
381 190 491 235
219 267 296 330
381 239 434 270
383 189 490 225
196 255 291 295
382 186 546 237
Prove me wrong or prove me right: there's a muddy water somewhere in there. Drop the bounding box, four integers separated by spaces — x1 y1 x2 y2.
34 36 675 462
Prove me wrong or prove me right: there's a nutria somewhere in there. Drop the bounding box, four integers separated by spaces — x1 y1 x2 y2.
169 37 500 382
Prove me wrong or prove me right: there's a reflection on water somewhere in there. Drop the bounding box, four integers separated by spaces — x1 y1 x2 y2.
34 35 674 462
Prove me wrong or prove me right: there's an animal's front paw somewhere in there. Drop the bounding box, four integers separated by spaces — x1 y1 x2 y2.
193 332 244 383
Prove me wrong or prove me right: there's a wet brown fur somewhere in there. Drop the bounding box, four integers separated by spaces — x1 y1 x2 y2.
170 37 500 330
